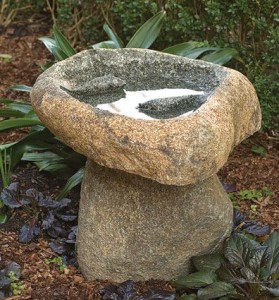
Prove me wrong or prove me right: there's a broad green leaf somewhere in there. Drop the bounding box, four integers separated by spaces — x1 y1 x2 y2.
126 11 166 48
173 270 217 289
248 246 272 274
39 36 68 61
240 266 256 281
0 118 42 131
57 167 84 200
34 161 72 174
265 231 279 271
182 47 219 59
0 213 8 224
9 84 32 92
0 109 25 118
53 25 76 58
216 262 240 283
91 40 118 49
103 24 124 48
192 253 222 272
224 234 254 268
162 42 204 56
197 282 237 299
201 48 239 65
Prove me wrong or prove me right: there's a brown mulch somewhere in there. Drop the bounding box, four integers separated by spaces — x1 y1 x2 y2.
0 17 278 300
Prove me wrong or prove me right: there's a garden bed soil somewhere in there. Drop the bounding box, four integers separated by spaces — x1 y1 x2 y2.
0 18 278 299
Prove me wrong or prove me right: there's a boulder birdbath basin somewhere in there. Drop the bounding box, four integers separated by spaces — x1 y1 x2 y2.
31 48 261 282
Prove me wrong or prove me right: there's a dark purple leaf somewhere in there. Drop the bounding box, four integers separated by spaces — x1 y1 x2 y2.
137 290 175 300
42 211 55 229
54 212 77 222
233 209 246 227
117 280 136 300
242 221 271 236
100 284 119 300
47 223 68 238
3 262 20 279
25 188 45 204
55 198 71 209
66 225 77 243
0 277 10 289
222 182 237 193
1 182 30 208
49 240 67 255
38 196 57 207
19 223 40 243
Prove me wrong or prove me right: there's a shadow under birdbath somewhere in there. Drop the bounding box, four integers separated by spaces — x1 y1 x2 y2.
31 48 261 282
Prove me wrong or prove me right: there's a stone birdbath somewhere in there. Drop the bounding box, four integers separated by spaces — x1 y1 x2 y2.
31 48 261 282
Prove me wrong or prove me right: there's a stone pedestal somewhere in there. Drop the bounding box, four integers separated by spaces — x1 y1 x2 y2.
76 160 233 282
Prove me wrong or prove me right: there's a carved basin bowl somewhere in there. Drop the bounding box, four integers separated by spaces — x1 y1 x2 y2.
31 48 261 185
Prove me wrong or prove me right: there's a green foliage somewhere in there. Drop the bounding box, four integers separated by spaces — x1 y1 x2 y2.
9 271 25 296
44 256 67 273
173 232 279 299
92 11 241 66
0 26 86 198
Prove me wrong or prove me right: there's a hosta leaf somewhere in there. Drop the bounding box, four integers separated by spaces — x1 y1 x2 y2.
39 36 68 61
57 167 84 200
197 282 237 299
224 234 254 268
0 118 42 132
126 11 166 48
6 101 32 114
91 40 118 49
173 271 217 289
1 182 30 208
103 24 124 48
192 253 222 272
0 108 25 118
265 231 279 270
19 223 41 243
162 42 204 56
201 48 240 65
9 84 32 92
53 25 76 58
248 246 272 274
182 47 218 59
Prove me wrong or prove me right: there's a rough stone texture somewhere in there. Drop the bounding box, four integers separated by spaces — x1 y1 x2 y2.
31 48 261 185
77 160 233 282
